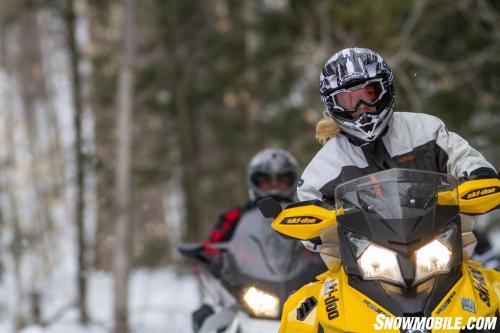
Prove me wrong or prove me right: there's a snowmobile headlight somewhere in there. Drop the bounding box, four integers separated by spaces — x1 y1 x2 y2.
347 232 404 284
414 239 452 284
357 243 405 284
243 287 279 318
348 226 455 287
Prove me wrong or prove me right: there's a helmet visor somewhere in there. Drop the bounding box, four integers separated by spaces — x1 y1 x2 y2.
252 172 295 192
331 78 386 113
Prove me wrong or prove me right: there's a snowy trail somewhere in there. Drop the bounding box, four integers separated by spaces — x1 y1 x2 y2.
6 267 200 333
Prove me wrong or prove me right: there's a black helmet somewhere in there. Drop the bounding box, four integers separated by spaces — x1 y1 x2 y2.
320 47 395 142
247 148 300 201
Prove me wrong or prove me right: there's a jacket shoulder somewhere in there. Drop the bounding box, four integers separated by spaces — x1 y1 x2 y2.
301 137 347 178
297 135 368 201
391 111 444 131
383 112 446 155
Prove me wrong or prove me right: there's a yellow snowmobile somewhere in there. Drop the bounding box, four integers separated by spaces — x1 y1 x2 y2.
258 169 500 333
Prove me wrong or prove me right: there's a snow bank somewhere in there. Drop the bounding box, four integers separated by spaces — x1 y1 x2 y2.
17 267 200 333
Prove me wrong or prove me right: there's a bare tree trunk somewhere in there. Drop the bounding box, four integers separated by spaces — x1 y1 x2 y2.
175 67 202 242
1 71 27 332
16 4 55 326
113 0 136 332
86 2 119 271
10 198 25 332
5 139 25 333
65 0 89 324
243 0 262 147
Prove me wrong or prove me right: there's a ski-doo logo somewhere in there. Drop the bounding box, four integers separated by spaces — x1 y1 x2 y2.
280 216 322 225
469 266 490 307
323 279 338 296
324 281 340 320
462 186 498 200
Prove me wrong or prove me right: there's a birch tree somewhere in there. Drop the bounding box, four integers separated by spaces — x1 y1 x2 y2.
113 0 136 332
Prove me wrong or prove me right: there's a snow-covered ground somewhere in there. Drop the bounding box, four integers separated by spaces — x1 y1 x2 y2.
0 267 200 333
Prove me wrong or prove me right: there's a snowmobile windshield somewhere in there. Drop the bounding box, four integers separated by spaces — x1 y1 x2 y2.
217 208 322 283
334 169 458 219
211 208 325 318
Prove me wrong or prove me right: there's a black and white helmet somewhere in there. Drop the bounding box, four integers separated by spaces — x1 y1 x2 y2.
247 148 300 201
320 47 395 142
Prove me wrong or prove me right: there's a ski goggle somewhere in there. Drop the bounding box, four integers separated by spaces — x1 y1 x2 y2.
252 172 295 190
329 78 386 113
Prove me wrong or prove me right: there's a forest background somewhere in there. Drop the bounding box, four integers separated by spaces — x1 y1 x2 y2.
0 0 498 332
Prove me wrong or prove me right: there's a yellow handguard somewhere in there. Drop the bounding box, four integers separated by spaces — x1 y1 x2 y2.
438 178 500 214
457 178 500 214
270 202 339 241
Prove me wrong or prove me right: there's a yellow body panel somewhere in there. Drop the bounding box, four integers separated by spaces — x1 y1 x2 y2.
279 261 500 333
271 204 338 240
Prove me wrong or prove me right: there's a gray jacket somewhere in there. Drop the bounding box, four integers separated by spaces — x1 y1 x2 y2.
298 112 496 203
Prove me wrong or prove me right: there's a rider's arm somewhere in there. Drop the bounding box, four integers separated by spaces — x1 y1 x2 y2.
207 209 243 243
438 116 500 214
433 115 497 178
202 207 244 255
296 142 338 202
297 178 323 202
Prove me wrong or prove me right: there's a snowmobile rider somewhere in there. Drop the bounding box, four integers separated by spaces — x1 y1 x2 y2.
192 148 326 332
298 47 497 252
203 147 301 255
